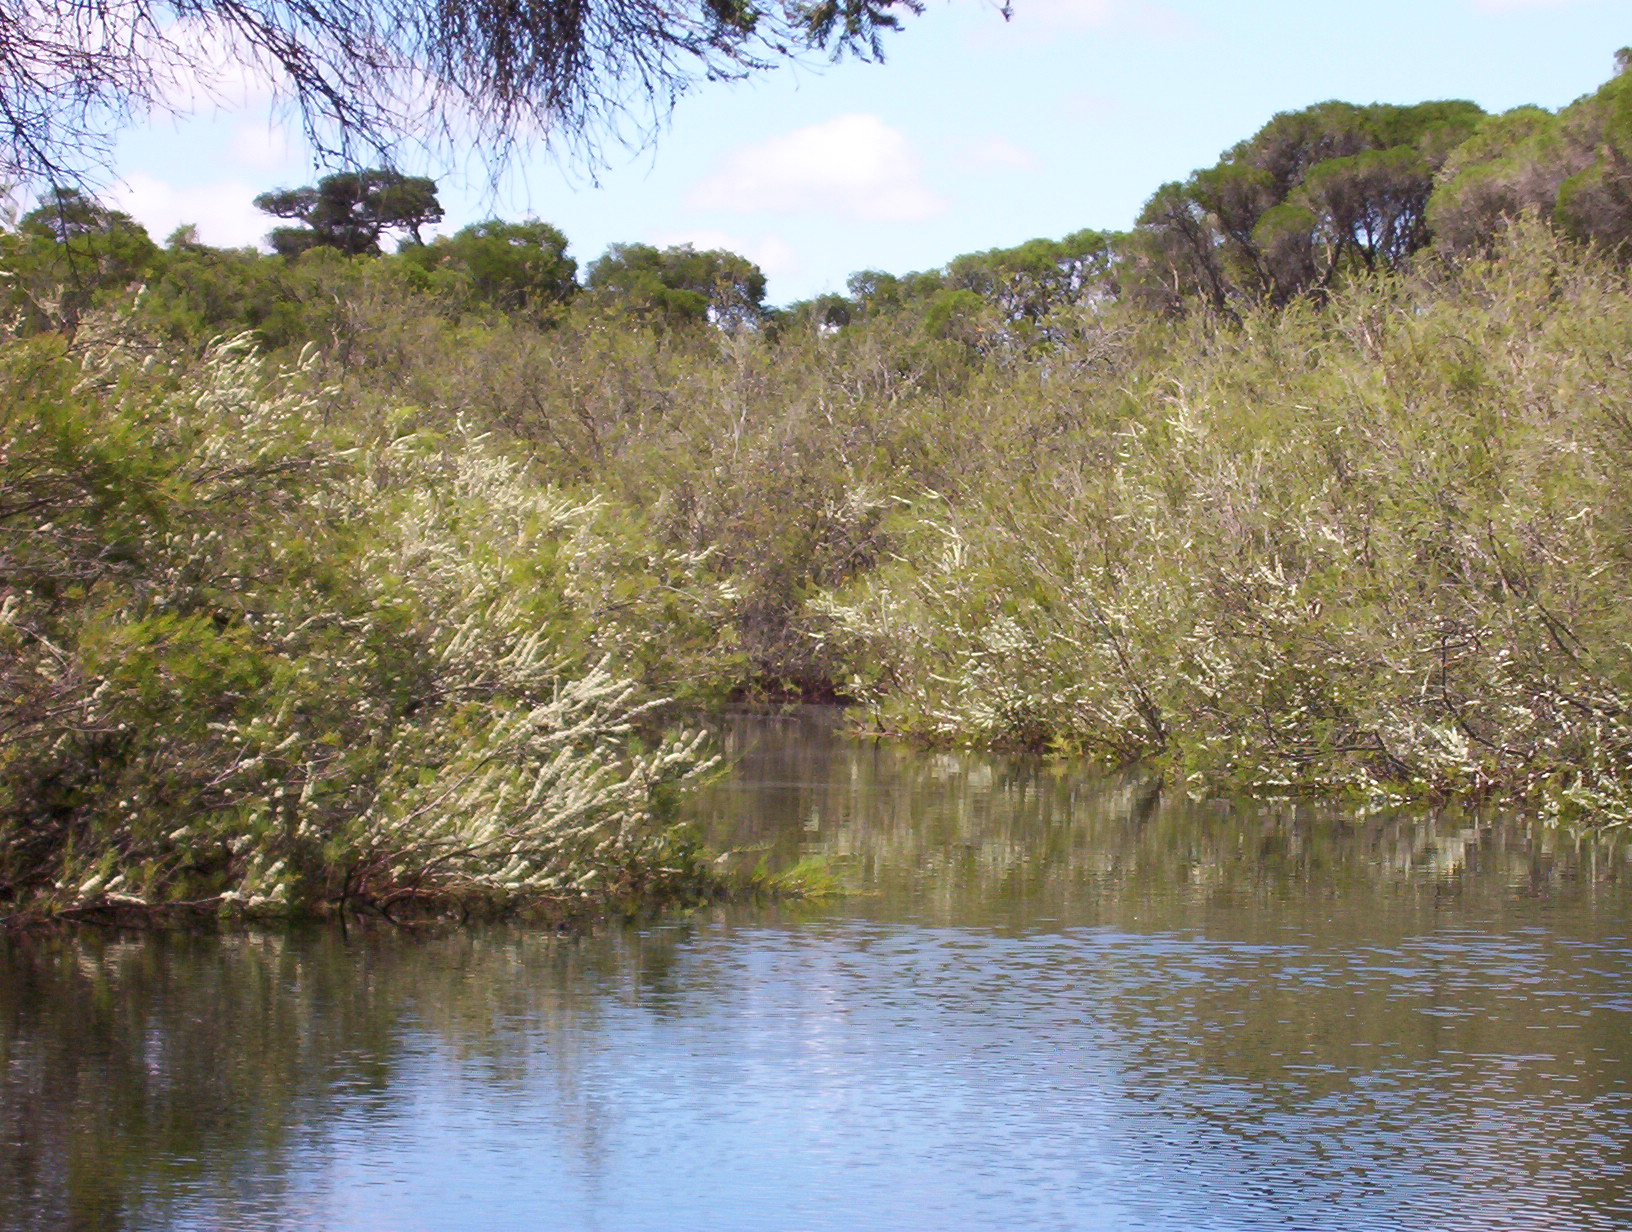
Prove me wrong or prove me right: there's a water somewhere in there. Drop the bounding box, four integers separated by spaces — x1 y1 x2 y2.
4 708 1631 1231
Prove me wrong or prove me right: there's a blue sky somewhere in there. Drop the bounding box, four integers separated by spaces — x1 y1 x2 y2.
105 0 1628 305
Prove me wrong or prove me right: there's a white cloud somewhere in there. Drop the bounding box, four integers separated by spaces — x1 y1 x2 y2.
651 228 803 281
1061 90 1119 119
145 18 282 111
1008 0 1193 35
1015 0 1118 24
229 121 296 171
957 136 1042 174
687 114 946 223
1467 0 1599 9
108 173 271 249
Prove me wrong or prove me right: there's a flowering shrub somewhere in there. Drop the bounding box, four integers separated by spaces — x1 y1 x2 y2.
816 227 1632 824
0 331 719 920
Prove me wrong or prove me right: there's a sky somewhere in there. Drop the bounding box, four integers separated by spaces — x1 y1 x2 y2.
103 0 1629 306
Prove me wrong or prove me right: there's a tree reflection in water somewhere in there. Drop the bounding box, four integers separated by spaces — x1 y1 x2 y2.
3 709 1629 1231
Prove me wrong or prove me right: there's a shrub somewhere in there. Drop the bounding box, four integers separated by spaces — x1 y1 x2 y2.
0 327 719 921
814 225 1632 825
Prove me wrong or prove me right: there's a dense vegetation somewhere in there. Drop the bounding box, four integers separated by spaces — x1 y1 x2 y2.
5 55 1632 924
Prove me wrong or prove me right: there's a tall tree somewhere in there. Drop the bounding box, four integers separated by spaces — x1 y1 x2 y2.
1132 99 1485 311
586 242 766 328
401 219 578 312
254 169 442 257
0 0 923 189
945 230 1119 324
1428 50 1632 257
0 187 158 331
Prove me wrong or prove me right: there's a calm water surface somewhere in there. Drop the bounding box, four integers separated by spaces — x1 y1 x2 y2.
4 709 1631 1231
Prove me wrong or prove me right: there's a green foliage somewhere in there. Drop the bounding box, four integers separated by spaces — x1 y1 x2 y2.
1424 107 1567 255
774 291 853 334
817 223 1632 823
760 854 843 898
586 242 766 328
921 287 987 343
399 219 577 315
133 235 304 346
0 329 720 922
846 267 946 316
1552 68 1632 253
254 170 444 257
945 230 1119 326
1428 52 1632 258
1131 99 1486 310
11 59 1632 933
0 189 159 332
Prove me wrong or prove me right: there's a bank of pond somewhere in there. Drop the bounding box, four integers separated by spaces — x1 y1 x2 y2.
6 225 1632 927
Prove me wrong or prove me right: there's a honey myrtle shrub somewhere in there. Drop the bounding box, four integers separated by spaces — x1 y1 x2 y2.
817 224 1632 823
0 330 721 922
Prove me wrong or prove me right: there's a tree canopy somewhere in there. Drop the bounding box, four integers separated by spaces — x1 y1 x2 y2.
1130 99 1487 312
0 186 157 330
586 242 767 327
9 49 1632 347
0 0 924 188
945 230 1118 323
400 219 579 313
1431 52 1632 257
255 169 443 257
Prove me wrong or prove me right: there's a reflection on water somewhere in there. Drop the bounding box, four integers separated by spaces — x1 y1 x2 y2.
3 708 1631 1231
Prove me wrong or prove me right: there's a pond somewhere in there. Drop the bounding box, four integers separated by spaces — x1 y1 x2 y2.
4 708 1631 1231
